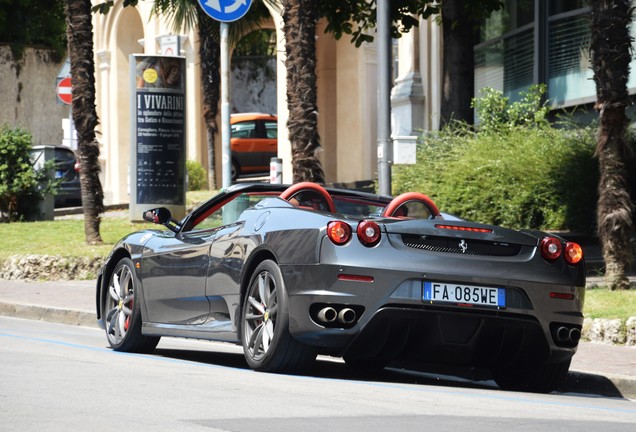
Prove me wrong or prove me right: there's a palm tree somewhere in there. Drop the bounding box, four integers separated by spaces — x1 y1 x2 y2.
282 0 325 183
590 0 634 290
64 0 104 244
197 10 221 190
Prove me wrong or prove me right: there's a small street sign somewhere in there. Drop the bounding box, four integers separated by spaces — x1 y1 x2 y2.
57 76 72 105
197 0 252 22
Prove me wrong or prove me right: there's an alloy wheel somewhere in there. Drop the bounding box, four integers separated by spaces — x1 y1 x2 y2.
105 262 135 346
243 269 279 361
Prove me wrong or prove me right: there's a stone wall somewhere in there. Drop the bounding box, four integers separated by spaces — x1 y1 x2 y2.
0 254 102 281
0 46 68 145
231 56 277 114
583 317 636 346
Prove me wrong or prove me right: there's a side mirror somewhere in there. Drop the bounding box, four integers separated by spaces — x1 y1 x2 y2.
143 207 172 225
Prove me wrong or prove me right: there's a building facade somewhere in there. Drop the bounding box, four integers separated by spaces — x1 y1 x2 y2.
92 1 404 205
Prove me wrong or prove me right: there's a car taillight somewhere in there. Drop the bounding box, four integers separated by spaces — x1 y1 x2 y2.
435 224 493 233
327 221 351 245
564 242 584 265
357 220 381 247
74 162 80 173
540 237 562 261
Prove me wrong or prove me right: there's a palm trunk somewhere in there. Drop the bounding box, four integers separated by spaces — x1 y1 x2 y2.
198 12 220 190
64 0 104 244
590 0 634 290
282 0 325 183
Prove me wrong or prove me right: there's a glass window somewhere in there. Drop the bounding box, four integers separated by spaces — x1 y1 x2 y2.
475 27 534 102
550 0 588 15
480 0 535 42
231 121 257 139
193 192 274 231
475 0 608 108
264 120 277 139
547 9 593 105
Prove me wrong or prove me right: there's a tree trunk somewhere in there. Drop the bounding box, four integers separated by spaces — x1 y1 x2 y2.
198 12 220 191
590 0 634 290
440 0 477 126
282 0 325 184
64 0 104 244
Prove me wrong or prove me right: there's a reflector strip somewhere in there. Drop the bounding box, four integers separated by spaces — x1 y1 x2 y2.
435 224 493 233
550 292 575 300
338 274 374 283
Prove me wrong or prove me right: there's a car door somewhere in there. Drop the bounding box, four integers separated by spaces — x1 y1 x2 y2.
203 192 270 330
231 120 260 171
258 118 278 166
140 229 218 325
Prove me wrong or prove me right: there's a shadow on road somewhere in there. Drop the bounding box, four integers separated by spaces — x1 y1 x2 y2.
151 344 630 400
152 346 497 392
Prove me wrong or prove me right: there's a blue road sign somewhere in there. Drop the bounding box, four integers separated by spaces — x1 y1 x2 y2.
197 0 252 22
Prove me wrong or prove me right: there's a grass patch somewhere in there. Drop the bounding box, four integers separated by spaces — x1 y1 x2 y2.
0 190 215 260
187 190 215 209
584 288 636 320
0 217 143 259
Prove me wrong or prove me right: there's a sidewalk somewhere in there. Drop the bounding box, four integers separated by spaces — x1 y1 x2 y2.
1 278 635 399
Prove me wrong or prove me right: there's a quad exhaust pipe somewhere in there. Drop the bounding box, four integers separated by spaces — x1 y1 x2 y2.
556 326 581 343
337 308 357 325
315 306 358 326
317 307 337 323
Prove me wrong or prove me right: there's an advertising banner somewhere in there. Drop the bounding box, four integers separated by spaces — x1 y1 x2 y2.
130 55 186 220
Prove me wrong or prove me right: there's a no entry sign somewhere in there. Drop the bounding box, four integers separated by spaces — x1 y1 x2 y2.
57 76 72 105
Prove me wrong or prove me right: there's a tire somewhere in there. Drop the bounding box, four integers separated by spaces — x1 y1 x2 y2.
241 260 316 372
492 359 571 393
103 258 160 354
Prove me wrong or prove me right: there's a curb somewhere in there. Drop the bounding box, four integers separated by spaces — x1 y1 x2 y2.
0 302 95 328
564 371 636 400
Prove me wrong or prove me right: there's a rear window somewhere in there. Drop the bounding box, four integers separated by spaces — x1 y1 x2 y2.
264 120 277 139
54 148 75 163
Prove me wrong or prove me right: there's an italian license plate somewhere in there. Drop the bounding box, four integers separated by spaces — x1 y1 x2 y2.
424 281 506 308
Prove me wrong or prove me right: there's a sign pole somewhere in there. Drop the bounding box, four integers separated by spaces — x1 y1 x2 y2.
197 0 253 188
377 0 393 196
221 21 231 189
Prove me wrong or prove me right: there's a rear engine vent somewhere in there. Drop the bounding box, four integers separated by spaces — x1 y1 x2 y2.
402 234 522 257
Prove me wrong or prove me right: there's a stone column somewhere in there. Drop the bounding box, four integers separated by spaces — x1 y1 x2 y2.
391 27 424 164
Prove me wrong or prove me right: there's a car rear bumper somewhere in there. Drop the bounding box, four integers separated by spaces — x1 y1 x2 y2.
281 262 583 367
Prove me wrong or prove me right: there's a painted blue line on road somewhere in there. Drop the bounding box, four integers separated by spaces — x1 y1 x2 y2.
0 331 247 371
1 331 635 416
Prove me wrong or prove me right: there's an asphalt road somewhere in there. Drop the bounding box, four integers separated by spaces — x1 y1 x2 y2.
1 317 635 432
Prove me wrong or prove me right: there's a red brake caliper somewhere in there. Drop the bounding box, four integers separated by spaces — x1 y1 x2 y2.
124 294 133 331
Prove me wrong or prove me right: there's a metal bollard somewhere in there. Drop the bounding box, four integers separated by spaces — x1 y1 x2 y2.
270 157 283 184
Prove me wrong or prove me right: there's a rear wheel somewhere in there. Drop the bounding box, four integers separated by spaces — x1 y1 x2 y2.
103 258 159 353
241 260 316 372
492 359 571 393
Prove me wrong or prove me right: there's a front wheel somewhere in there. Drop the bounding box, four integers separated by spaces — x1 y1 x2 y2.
103 257 160 353
241 260 315 372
